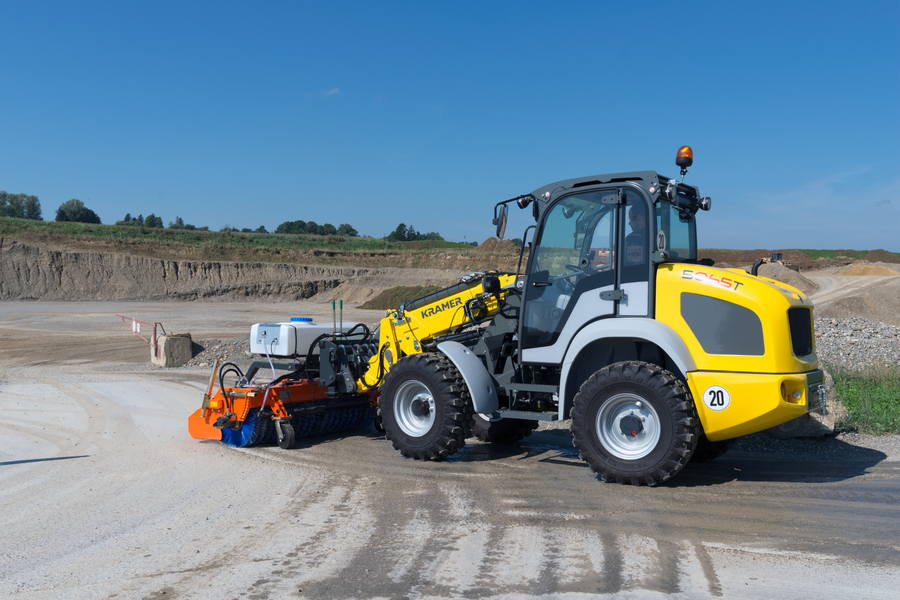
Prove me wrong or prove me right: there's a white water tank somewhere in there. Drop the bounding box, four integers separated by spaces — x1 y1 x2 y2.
250 318 361 357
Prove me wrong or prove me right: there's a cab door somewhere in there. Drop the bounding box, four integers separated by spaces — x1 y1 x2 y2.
520 189 619 364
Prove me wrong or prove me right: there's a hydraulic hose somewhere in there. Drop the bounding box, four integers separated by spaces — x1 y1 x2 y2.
342 322 371 339
304 332 332 379
218 362 245 412
373 342 389 388
400 278 486 313
258 334 281 414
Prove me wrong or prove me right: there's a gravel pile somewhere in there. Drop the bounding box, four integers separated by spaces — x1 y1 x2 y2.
814 317 900 370
186 338 253 369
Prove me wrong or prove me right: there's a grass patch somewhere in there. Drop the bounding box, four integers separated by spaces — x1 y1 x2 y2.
793 249 892 261
804 249 869 261
826 362 900 434
359 286 443 310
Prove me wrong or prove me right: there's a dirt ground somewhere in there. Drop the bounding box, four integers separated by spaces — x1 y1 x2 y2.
2 296 899 599
804 264 900 326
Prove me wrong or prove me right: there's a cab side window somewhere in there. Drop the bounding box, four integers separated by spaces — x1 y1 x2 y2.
655 200 694 260
587 210 614 270
621 192 649 283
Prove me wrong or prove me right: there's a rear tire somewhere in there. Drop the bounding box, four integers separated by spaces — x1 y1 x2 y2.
379 353 473 461
472 414 538 444
571 361 697 486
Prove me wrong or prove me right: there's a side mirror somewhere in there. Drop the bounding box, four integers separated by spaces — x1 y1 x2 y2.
493 204 508 239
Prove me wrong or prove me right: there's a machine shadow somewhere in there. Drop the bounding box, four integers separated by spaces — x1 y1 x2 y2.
285 424 385 450
663 439 889 487
249 425 888 489
447 429 585 464
0 455 91 467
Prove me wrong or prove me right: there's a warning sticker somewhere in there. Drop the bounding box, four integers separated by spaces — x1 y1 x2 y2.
703 386 731 411
626 245 643 263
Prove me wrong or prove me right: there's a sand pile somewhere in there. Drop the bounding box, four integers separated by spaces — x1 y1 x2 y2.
756 262 820 296
814 278 900 326
840 264 900 276
476 237 521 253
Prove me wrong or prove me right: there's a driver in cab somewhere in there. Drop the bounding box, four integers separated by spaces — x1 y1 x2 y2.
625 205 646 264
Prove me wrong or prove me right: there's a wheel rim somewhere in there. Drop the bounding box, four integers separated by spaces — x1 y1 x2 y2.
393 380 436 437
595 393 661 460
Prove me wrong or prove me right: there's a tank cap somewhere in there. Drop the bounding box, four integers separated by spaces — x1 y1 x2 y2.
290 317 313 322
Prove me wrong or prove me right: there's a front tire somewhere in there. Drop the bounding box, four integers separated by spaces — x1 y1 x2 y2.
379 353 473 461
571 361 698 486
472 414 538 444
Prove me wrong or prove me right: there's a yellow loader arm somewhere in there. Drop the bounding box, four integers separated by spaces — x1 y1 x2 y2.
357 272 518 390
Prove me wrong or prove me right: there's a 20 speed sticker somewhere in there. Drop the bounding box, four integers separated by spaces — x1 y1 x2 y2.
703 386 731 411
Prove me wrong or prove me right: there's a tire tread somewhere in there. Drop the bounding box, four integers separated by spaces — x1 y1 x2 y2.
571 360 698 486
379 353 473 461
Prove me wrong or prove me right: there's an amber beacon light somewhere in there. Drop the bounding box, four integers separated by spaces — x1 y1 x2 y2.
676 145 693 169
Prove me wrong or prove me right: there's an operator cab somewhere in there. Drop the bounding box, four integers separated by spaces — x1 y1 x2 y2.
493 147 711 363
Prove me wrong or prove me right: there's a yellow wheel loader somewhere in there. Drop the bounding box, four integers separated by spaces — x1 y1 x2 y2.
191 146 825 486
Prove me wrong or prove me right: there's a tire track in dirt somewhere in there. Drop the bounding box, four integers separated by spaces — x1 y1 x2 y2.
3 301 899 599
808 275 900 306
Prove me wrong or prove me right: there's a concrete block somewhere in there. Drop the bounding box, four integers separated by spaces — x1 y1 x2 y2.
152 333 193 367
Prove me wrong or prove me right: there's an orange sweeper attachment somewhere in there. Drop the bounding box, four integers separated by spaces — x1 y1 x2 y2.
189 310 380 449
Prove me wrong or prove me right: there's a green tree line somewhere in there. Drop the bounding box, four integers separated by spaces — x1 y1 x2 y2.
275 220 359 236
4 192 456 243
0 191 42 220
55 199 101 224
386 223 443 242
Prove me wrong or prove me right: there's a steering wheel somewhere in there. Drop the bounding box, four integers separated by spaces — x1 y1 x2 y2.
547 264 591 292
565 264 591 275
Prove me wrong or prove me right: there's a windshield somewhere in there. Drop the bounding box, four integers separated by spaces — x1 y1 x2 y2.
530 192 615 276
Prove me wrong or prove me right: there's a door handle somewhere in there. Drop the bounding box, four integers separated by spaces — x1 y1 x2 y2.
532 281 551 287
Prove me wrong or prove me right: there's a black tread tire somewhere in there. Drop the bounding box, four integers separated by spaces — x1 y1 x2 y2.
378 353 473 461
472 414 538 444
276 421 296 450
571 361 698 486
690 433 735 463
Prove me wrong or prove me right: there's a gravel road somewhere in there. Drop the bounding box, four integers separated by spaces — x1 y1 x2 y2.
2 289 899 599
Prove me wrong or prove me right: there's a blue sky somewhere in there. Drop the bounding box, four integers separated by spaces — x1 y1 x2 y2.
2 1 898 251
